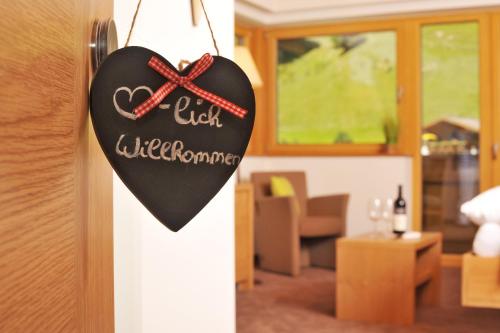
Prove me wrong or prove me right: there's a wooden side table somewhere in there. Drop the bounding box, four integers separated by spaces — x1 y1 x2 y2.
336 232 442 325
235 182 254 290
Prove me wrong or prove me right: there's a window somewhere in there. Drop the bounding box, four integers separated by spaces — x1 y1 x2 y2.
421 23 479 128
420 21 481 254
256 13 497 165
276 31 398 145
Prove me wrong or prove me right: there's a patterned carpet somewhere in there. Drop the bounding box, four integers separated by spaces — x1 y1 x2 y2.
236 267 500 333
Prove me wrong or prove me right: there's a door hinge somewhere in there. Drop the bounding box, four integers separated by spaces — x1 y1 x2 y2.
397 85 404 104
492 143 499 160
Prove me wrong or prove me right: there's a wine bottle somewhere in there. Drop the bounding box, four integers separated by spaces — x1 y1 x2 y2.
393 185 407 236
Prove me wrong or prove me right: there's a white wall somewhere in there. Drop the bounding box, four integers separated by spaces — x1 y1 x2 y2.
113 1 236 332
240 156 413 236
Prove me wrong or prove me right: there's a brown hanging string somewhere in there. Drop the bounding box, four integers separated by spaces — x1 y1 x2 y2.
124 0 220 56
199 0 220 56
124 0 142 47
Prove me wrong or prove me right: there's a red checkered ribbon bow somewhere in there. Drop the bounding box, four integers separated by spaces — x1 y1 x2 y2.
134 53 248 119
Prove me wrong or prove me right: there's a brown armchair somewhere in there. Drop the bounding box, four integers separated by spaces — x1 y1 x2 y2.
251 172 349 276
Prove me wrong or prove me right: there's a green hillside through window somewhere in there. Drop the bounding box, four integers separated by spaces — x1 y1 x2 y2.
277 31 397 144
276 23 479 145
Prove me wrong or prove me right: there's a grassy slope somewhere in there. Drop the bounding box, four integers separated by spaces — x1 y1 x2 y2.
277 24 479 144
422 22 479 126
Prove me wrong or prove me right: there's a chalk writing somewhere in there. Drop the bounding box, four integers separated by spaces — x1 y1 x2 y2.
173 96 222 128
115 134 241 166
113 86 223 128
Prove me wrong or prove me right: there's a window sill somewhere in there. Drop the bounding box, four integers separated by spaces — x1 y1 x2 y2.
254 143 412 157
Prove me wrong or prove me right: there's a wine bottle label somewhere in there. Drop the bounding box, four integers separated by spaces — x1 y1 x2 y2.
393 215 408 232
394 207 406 214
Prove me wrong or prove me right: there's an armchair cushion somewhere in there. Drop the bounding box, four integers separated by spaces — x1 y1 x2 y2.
251 172 308 215
270 176 295 197
270 176 301 215
299 216 343 237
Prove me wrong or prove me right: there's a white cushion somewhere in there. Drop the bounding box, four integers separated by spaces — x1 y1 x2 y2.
473 223 500 257
460 186 500 226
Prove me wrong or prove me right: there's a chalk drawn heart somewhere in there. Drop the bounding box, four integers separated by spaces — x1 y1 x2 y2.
113 86 153 120
90 46 255 231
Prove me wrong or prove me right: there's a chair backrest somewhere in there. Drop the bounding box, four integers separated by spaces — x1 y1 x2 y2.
250 171 308 215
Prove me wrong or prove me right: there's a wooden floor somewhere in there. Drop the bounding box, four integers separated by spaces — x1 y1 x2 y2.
236 267 500 333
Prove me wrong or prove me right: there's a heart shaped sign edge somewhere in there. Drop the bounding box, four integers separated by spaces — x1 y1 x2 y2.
89 46 255 232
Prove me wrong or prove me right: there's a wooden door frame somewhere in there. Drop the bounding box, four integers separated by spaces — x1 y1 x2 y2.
491 13 500 185
408 13 493 265
80 3 115 331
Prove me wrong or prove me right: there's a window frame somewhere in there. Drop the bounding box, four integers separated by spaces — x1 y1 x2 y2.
235 25 252 47
404 12 493 233
264 19 408 156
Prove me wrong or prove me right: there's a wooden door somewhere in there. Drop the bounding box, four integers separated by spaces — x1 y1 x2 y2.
410 14 492 255
0 0 114 332
492 13 500 185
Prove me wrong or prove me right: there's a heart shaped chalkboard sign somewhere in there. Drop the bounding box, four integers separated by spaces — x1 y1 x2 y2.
90 46 255 231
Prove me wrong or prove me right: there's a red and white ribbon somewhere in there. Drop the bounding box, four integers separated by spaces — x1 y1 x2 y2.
133 53 248 119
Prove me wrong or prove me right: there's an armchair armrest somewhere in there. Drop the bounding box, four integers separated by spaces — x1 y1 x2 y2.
307 194 349 235
254 196 300 276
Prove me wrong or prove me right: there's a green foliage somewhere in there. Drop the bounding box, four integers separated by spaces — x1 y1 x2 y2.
334 131 353 144
382 115 398 145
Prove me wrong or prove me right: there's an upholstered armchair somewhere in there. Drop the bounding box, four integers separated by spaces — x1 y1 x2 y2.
251 172 349 276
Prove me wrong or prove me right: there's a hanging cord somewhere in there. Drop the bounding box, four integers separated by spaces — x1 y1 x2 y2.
125 0 143 47
199 0 220 56
124 0 220 57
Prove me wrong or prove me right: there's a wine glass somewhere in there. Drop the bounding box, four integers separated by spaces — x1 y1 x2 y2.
381 198 394 237
368 198 382 236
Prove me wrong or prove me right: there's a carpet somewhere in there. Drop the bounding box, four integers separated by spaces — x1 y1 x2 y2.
236 268 500 333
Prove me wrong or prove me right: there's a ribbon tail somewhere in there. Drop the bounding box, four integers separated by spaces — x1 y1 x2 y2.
185 83 247 119
134 82 177 118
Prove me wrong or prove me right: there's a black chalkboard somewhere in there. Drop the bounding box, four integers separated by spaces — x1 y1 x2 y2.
90 46 255 231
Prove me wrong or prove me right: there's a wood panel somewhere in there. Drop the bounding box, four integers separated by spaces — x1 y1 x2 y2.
441 254 463 267
249 28 267 156
462 252 500 309
235 24 267 156
0 0 114 332
235 182 254 290
479 14 494 191
400 19 423 231
492 13 500 185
